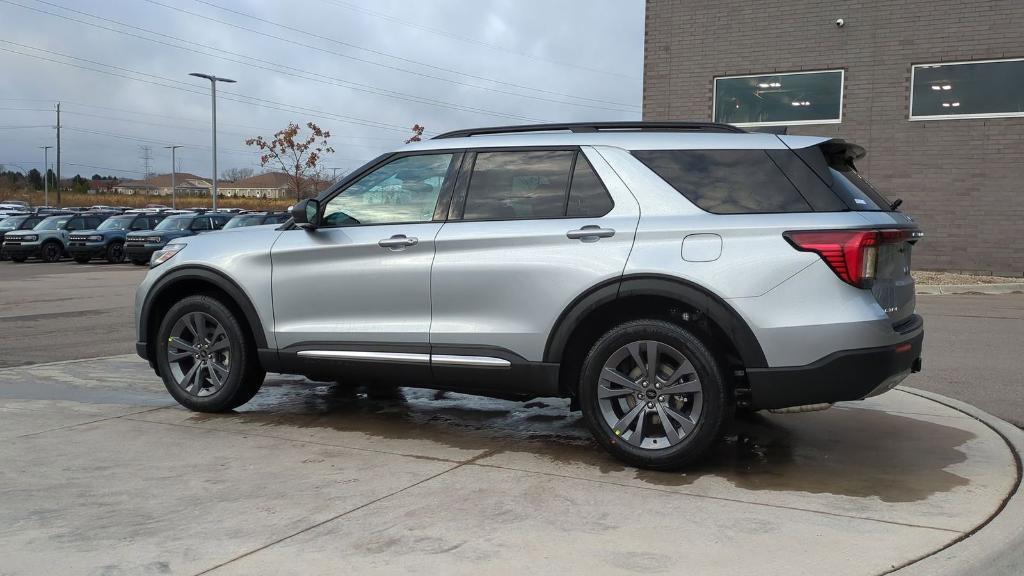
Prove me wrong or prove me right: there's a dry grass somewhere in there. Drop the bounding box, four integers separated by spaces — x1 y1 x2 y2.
1 190 295 212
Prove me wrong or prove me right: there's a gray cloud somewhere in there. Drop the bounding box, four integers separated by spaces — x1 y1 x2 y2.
0 0 643 180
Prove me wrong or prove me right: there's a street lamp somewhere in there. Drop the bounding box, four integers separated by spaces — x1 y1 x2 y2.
164 145 183 209
39 146 52 207
189 72 236 212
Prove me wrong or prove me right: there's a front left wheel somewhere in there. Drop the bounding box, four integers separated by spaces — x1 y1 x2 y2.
156 295 265 412
578 319 726 470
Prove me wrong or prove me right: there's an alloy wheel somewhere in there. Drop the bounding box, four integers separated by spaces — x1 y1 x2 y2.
597 340 704 450
42 243 61 262
166 311 232 397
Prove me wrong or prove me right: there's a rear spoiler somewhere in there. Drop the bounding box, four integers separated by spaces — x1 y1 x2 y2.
777 136 866 169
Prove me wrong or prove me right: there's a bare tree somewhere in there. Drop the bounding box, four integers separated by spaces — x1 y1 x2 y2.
406 123 425 144
246 122 334 201
221 167 255 182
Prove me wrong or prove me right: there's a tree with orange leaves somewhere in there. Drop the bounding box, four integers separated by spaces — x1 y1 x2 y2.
246 122 335 201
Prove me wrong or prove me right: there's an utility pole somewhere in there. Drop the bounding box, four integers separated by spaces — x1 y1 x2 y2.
39 146 52 207
189 72 236 212
164 145 182 209
55 102 61 205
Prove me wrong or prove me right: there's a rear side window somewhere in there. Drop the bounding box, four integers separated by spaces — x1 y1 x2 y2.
212 216 231 229
794 145 893 211
632 150 811 214
191 217 212 231
463 150 574 220
567 154 614 217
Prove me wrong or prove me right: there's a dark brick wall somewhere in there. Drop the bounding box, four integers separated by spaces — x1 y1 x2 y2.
643 0 1024 276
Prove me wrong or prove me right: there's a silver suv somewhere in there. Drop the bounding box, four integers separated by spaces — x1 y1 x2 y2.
135 122 924 469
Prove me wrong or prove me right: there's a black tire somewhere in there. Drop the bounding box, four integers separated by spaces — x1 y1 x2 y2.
578 319 725 470
105 241 126 264
155 294 265 412
40 241 63 263
130 258 148 266
73 256 91 264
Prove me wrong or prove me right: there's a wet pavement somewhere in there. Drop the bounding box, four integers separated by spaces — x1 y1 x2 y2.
0 355 1018 575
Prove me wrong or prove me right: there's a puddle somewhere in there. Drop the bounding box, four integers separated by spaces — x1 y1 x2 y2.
199 377 975 502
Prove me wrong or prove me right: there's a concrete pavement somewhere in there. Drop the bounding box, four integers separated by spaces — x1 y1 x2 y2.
0 355 1019 575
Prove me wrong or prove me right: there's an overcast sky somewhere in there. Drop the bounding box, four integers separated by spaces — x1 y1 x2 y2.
0 0 643 180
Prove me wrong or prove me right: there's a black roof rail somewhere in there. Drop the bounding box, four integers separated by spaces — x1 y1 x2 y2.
431 121 745 139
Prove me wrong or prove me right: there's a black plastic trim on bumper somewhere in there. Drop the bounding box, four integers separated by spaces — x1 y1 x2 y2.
67 245 108 258
125 245 160 260
2 245 41 258
746 329 924 410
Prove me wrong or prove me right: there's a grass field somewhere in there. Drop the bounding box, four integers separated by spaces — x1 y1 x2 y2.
1 190 295 212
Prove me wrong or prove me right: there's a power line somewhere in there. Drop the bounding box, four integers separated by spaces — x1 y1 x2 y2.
0 41 420 134
316 0 641 82
141 0 639 113
192 0 641 108
2 0 549 122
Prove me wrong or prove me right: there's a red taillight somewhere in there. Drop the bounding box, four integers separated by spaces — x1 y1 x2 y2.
784 229 910 288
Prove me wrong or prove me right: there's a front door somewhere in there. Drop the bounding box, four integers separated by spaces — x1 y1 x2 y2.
271 152 461 365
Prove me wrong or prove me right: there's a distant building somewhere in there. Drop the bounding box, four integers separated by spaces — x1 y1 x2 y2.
218 172 293 199
113 173 211 197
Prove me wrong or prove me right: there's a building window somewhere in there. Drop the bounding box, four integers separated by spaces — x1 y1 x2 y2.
910 58 1024 120
713 70 844 127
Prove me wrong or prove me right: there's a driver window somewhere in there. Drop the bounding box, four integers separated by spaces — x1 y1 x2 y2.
322 153 454 227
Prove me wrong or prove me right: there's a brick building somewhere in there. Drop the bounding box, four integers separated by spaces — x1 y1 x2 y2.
643 0 1023 276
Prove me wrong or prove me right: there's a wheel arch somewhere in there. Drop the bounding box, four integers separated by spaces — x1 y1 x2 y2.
545 274 767 397
141 265 269 366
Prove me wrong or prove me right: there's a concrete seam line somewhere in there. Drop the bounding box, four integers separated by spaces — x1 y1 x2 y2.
12 405 168 439
191 451 499 576
0 353 138 373
121 414 469 465
883 386 1024 575
466 462 962 534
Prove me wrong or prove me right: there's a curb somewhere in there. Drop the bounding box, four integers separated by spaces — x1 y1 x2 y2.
916 283 1024 295
891 387 1024 576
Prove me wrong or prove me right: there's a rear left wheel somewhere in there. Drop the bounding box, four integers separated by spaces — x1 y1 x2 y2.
156 295 265 412
579 319 725 470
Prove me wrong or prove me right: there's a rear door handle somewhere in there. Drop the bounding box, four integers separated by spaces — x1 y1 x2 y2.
378 234 418 250
566 225 615 241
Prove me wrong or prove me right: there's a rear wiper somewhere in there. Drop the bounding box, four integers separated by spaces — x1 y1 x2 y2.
889 198 903 211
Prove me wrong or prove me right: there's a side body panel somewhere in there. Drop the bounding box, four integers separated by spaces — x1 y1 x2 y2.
429 147 640 361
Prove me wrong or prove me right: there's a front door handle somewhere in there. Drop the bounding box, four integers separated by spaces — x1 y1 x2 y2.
566 225 615 241
378 234 419 250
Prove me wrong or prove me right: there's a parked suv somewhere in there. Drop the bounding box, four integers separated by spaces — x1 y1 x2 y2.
3 212 108 262
0 213 46 260
68 212 169 264
134 122 924 469
125 212 232 265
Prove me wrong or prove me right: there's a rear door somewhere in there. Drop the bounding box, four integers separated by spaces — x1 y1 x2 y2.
430 146 640 363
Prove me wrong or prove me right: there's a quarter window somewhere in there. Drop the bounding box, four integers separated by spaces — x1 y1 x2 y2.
910 59 1024 120
463 150 574 220
323 153 454 227
566 154 614 217
632 149 812 214
714 70 844 126
191 218 212 231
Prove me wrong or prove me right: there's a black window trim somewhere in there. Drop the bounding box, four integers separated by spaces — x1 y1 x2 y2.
314 149 465 229
448 145 615 223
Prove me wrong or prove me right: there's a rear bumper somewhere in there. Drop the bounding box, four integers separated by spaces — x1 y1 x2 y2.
746 317 924 410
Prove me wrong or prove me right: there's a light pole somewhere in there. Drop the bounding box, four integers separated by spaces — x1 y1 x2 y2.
164 145 183 209
39 146 52 207
189 72 236 212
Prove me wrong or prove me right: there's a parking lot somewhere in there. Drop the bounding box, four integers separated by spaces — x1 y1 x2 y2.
1 261 1022 575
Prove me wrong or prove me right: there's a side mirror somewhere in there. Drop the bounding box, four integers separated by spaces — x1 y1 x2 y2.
292 198 320 229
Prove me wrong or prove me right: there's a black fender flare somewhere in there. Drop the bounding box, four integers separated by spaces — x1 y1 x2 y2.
543 274 767 369
139 265 269 352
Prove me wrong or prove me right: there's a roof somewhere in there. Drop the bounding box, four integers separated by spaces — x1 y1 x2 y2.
119 173 208 187
222 172 292 189
403 130 830 152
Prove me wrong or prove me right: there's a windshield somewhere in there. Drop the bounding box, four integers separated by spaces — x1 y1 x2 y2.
223 215 263 229
0 215 27 230
155 216 193 231
35 217 70 230
98 216 134 231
